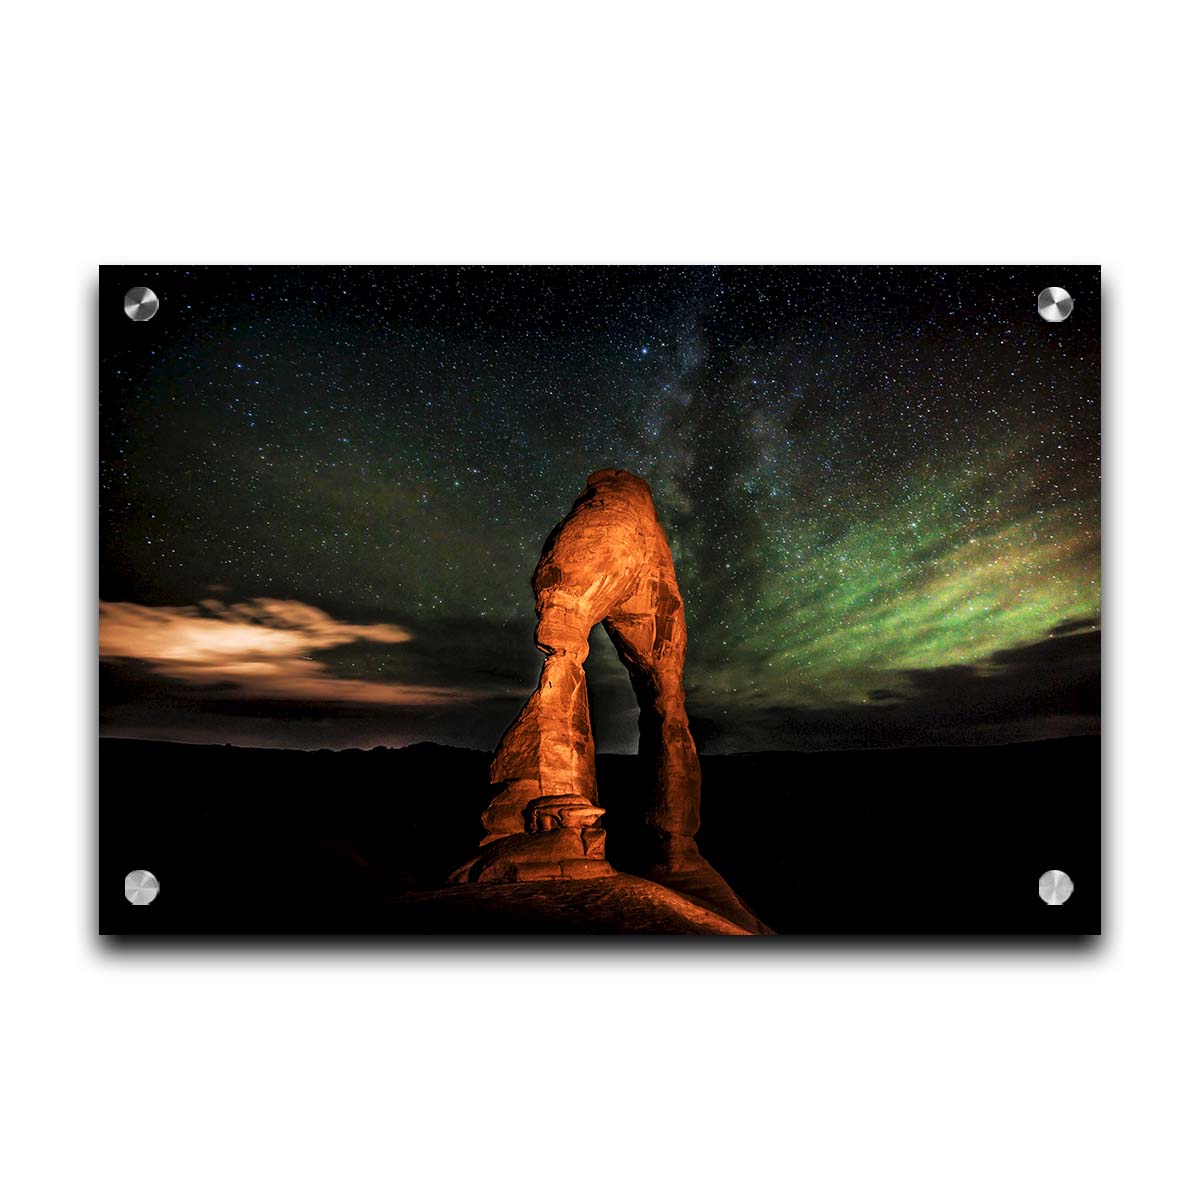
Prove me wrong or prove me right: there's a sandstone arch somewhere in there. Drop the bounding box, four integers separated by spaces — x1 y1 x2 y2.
451 468 702 884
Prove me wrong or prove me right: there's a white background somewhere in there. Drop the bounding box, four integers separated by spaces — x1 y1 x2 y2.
2 3 1197 1197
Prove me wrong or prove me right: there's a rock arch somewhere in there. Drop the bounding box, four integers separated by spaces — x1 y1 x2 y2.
451 468 702 884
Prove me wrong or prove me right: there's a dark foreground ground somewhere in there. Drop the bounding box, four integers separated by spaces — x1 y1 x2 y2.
100 736 1099 935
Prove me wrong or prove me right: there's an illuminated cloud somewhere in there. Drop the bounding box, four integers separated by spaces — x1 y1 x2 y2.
99 598 470 706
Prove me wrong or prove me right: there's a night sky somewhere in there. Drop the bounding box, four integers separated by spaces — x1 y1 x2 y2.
100 266 1100 752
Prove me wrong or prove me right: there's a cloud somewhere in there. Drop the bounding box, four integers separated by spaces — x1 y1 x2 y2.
1048 615 1100 637
99 597 471 706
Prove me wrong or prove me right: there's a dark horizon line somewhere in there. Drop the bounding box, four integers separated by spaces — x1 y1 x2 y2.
99 731 1100 757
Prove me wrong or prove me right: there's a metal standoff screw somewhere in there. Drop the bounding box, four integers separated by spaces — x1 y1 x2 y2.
125 869 160 905
124 286 159 321
1038 869 1074 905
1037 287 1073 322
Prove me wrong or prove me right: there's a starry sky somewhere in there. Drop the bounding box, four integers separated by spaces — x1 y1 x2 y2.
100 266 1100 752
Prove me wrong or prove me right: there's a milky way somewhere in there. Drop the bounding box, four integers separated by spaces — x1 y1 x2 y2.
100 266 1099 751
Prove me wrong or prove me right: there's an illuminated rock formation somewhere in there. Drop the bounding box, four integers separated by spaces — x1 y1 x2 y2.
450 468 702 884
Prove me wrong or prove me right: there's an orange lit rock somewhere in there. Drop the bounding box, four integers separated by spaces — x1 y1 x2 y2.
396 876 756 935
451 468 702 884
448 470 770 932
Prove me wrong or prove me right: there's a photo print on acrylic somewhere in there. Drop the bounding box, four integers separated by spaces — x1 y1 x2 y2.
100 267 1100 935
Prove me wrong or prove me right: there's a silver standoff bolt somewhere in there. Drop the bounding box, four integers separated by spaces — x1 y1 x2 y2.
1038 869 1074 905
124 286 159 321
125 869 160 905
1037 287 1073 322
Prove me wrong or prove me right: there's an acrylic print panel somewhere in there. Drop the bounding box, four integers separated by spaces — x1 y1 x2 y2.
99 266 1100 936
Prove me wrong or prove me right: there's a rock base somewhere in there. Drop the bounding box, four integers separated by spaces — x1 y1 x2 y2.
391 873 758 935
449 806 614 884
